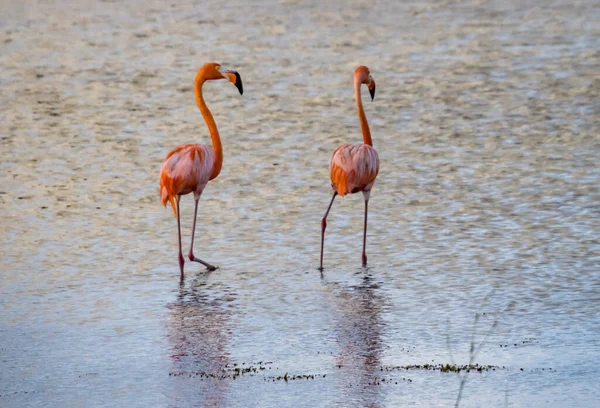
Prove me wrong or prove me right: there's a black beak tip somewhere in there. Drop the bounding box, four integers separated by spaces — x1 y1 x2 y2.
369 85 376 101
234 71 243 95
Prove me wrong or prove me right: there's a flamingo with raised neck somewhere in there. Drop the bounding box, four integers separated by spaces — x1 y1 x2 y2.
320 65 379 271
159 62 243 279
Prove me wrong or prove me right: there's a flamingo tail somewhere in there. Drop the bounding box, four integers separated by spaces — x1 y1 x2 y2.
161 186 178 218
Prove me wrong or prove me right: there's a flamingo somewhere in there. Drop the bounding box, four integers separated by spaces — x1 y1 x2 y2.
160 62 243 279
320 65 379 271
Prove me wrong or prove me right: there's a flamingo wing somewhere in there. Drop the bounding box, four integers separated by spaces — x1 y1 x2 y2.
160 144 215 217
330 143 379 196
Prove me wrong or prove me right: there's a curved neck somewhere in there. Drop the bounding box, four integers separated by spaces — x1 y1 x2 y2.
354 76 372 146
194 72 222 180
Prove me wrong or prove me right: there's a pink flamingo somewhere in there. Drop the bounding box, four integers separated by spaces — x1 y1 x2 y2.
320 66 379 271
160 62 243 279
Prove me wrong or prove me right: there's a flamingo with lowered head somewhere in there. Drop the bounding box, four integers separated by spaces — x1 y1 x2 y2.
160 62 243 279
320 65 379 271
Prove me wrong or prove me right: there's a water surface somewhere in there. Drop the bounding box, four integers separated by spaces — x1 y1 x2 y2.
1 0 599 406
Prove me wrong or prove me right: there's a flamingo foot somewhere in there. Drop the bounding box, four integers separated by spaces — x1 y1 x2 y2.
189 252 217 271
362 253 367 267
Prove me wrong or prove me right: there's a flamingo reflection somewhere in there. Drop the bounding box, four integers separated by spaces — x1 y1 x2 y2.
326 275 387 408
166 280 236 407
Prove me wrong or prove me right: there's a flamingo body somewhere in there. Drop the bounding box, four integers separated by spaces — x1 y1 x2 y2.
330 143 379 198
160 144 215 216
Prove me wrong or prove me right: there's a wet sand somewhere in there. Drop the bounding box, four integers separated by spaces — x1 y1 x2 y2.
1 0 599 406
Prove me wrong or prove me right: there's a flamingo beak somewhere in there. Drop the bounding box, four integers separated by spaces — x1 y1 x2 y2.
368 78 376 101
223 69 243 95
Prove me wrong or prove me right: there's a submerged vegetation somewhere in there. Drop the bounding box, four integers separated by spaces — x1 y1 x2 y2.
168 360 551 382
394 363 499 373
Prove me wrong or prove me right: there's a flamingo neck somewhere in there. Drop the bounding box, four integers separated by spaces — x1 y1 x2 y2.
194 72 222 180
354 76 372 146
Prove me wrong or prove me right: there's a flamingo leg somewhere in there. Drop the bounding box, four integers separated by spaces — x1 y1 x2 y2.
320 192 338 271
188 197 217 271
176 197 185 280
362 199 369 266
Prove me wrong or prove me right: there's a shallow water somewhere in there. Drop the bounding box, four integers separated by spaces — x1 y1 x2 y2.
1 0 599 406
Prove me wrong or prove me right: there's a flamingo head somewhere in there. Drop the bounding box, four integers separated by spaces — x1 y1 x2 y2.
200 62 243 95
354 65 375 101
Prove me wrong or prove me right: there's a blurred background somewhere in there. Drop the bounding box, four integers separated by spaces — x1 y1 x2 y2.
1 0 599 406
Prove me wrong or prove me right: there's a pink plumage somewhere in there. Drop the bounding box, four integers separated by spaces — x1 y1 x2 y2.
330 142 379 199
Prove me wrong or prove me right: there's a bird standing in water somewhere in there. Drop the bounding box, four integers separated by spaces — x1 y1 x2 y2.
160 62 243 279
320 66 379 271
